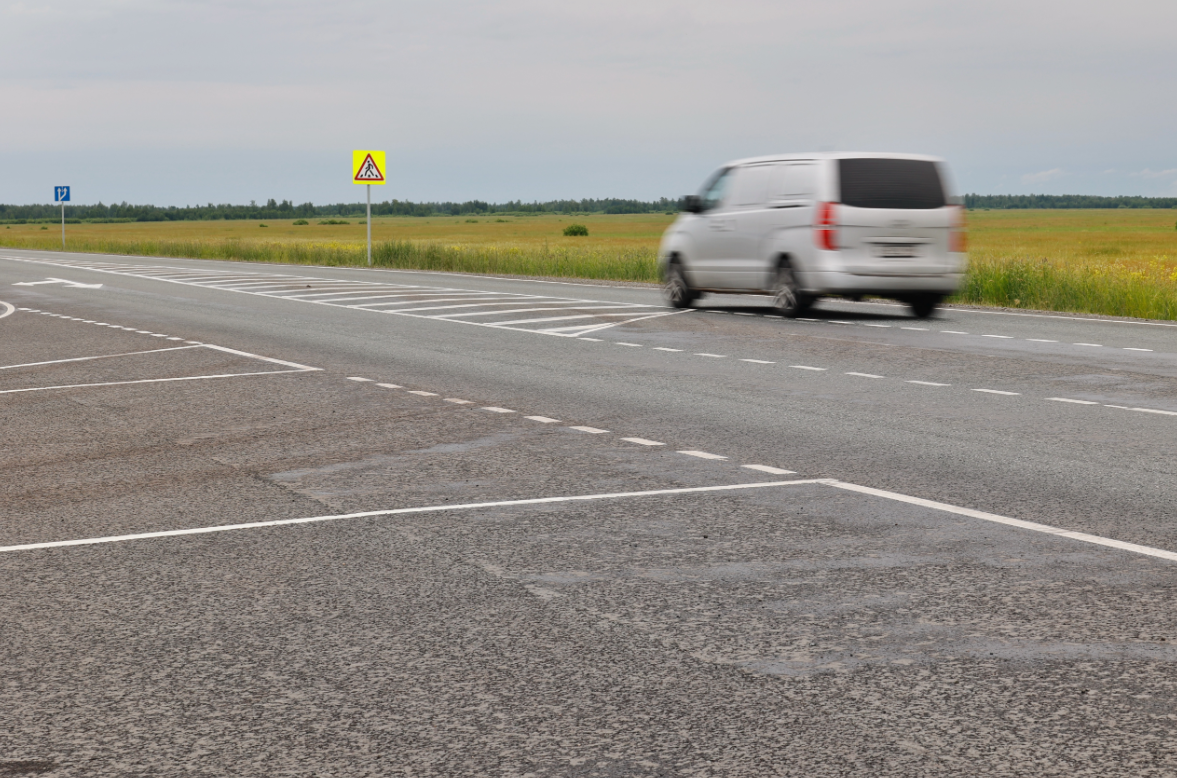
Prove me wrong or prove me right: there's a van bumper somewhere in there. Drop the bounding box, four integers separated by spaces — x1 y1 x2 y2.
801 270 964 297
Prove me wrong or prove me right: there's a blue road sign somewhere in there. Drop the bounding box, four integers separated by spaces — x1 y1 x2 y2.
55 186 70 202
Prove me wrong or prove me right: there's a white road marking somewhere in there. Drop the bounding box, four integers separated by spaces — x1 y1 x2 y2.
347 376 373 382
864 324 891 328
1048 397 1099 405
376 383 402 389
166 337 184 341
444 398 473 404
907 380 950 387
791 365 827 371
941 330 968 334
525 416 561 423
1 303 18 319
973 389 1020 396
0 479 826 554
829 320 853 325
568 426 609 434
901 326 928 331
621 437 664 446
1131 407 1177 416
740 359 775 364
1026 338 1057 343
408 390 438 396
1075 343 1103 347
0 346 199 371
481 406 515 413
829 481 1177 564
615 342 642 347
653 347 682 352
0 370 312 395
678 450 727 460
1105 404 1131 409
578 338 602 342
1124 347 1153 352
199 344 319 371
742 465 795 475
982 334 1013 339
796 317 820 322
695 353 726 358
846 372 883 378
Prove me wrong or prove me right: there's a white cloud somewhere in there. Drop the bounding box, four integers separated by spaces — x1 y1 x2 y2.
1021 168 1064 185
1130 168 1177 179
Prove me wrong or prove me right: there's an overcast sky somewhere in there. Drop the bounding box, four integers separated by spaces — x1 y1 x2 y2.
3 0 1175 205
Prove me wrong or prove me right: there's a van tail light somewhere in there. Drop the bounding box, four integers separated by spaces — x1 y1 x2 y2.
814 202 838 251
950 205 967 253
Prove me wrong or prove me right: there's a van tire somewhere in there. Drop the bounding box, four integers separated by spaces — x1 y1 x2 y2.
908 294 943 319
664 262 698 309
772 263 812 317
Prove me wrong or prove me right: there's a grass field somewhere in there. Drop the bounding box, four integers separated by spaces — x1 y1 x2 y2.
3 210 1176 319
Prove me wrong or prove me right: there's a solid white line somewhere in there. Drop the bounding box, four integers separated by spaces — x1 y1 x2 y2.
846 372 883 378
0 479 828 555
973 389 1020 396
742 465 795 475
653 347 682 352
621 437 664 446
481 406 515 413
0 301 16 319
199 344 320 371
347 376 372 382
1124 348 1153 352
1131 407 1177 416
568 426 609 434
907 380 950 387
0 369 311 395
791 365 827 371
829 481 1177 563
1047 397 1099 405
525 415 560 423
0 345 200 371
678 450 727 460
740 359 775 364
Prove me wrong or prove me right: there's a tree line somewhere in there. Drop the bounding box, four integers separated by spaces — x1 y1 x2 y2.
964 194 1177 209
0 197 683 223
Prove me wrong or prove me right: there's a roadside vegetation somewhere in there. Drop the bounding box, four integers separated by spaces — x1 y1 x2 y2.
2 210 1175 319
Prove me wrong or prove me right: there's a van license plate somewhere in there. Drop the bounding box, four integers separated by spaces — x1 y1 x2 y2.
877 244 916 258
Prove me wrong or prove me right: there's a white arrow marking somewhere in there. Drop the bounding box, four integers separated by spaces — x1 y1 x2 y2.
12 277 103 289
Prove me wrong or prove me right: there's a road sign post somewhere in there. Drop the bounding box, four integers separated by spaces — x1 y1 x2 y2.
352 151 386 266
54 186 70 250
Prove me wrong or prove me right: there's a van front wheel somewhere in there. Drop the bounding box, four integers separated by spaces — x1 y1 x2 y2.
772 265 812 317
664 263 698 309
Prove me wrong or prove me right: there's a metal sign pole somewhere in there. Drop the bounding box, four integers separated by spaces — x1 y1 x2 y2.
61 200 65 250
366 184 372 266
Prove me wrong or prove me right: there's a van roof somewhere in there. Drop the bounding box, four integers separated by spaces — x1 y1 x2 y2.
725 151 944 167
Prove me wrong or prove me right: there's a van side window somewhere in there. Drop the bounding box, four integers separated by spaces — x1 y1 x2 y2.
768 163 817 200
698 168 734 211
728 165 774 207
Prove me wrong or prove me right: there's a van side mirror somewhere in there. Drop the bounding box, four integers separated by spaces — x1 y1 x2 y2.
682 195 702 214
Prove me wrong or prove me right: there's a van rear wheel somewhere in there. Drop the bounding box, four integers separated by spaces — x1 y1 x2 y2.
908 294 943 319
664 263 698 309
772 265 812 317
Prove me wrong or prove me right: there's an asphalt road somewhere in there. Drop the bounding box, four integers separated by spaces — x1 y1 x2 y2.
2 247 1176 777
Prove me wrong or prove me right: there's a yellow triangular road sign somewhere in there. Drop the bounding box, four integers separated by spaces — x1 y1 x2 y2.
353 150 386 184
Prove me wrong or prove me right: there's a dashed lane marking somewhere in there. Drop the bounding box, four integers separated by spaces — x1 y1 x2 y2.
347 376 373 382
444 398 474 404
615 342 642 347
569 426 609 434
408 390 438 396
1075 343 1103 347
376 383 402 389
525 416 560 423
695 353 726 358
622 437 664 446
1048 397 1099 405
740 359 775 364
653 347 682 352
481 406 515 413
846 372 883 379
791 365 827 371
973 389 1020 396
678 450 727 460
907 380 950 387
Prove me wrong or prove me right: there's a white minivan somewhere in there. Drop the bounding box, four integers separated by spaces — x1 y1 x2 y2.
659 153 967 318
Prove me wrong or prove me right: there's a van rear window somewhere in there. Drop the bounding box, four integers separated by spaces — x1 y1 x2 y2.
838 159 946 209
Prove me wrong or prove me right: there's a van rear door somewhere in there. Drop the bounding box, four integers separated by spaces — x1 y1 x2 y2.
835 158 955 277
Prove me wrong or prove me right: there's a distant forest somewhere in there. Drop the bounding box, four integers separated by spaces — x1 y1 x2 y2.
0 197 682 224
2 193 1175 223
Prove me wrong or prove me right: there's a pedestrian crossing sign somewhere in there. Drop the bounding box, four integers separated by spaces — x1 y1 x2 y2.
353 150 386 185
